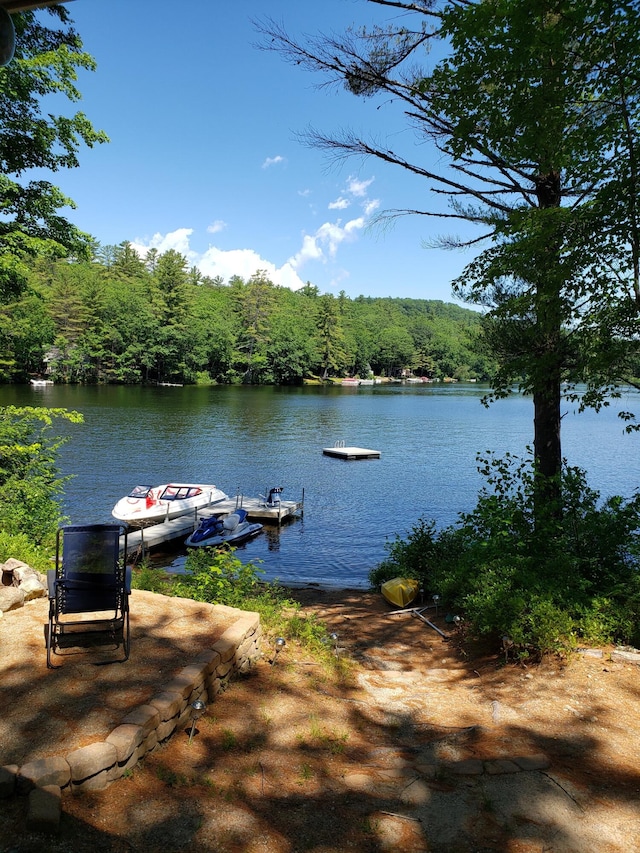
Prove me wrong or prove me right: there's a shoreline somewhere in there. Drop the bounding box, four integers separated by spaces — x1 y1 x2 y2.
276 579 371 592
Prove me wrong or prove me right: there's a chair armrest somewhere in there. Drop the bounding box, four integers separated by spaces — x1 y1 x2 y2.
47 569 56 599
125 565 132 594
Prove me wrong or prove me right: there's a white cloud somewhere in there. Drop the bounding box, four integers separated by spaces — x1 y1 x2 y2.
262 155 285 169
283 176 380 276
289 233 324 268
347 175 374 197
329 269 350 289
130 229 304 289
128 172 380 292
197 246 306 290
130 228 197 261
288 215 367 271
344 216 365 237
329 196 350 210
277 262 308 290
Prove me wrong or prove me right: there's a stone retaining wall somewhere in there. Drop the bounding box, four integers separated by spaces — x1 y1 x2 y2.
0 610 261 830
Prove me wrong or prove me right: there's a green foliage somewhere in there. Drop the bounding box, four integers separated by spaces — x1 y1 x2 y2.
18 254 492 385
0 6 106 374
0 530 52 572
371 453 640 655
0 8 107 286
220 729 238 751
284 610 335 656
140 548 341 666
131 562 173 595
260 0 640 505
0 405 82 545
369 518 440 587
173 548 266 606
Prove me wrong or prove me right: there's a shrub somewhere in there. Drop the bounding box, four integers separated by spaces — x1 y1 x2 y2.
370 452 640 655
131 562 174 595
0 405 82 546
146 548 341 667
0 530 53 573
370 518 463 592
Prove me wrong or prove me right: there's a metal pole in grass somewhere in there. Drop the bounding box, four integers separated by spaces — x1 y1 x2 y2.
188 699 206 745
270 637 286 666
502 635 514 663
330 632 339 656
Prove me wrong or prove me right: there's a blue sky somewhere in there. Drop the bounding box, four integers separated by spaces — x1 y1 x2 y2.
47 0 478 303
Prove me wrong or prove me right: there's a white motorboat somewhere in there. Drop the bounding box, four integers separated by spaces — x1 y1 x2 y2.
112 483 228 525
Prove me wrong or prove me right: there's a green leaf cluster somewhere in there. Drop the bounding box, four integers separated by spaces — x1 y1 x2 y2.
173 547 266 606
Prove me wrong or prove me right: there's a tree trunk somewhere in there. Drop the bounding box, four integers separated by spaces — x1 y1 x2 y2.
533 380 561 478
532 170 563 512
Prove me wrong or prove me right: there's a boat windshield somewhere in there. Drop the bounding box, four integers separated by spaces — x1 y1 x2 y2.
128 485 153 498
160 486 202 501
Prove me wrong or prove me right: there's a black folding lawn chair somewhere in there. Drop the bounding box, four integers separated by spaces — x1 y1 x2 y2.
46 523 130 668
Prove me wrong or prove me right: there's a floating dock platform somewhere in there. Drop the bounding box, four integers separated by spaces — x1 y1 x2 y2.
322 445 381 460
212 495 304 522
120 493 304 559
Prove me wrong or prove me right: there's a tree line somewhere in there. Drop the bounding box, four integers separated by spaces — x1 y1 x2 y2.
2 243 495 385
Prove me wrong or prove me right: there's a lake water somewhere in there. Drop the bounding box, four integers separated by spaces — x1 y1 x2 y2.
3 383 640 588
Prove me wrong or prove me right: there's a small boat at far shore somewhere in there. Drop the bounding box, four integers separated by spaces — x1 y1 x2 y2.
112 483 228 526
381 577 420 608
185 509 263 548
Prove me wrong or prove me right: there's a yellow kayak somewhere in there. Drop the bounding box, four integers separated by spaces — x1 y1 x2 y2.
381 577 420 608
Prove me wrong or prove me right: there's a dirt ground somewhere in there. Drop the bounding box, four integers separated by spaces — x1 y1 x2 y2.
2 585 639 853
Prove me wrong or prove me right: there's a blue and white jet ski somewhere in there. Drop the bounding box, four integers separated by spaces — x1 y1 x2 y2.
185 509 263 548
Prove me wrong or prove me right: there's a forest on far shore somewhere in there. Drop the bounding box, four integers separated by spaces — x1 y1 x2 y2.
3 243 495 386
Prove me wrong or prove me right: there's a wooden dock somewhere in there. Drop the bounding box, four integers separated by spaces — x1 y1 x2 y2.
322 445 381 460
212 495 304 522
120 493 304 558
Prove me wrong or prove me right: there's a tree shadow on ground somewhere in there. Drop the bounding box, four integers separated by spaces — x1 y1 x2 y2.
2 590 639 853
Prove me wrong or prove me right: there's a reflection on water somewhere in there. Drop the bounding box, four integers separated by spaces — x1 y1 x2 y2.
3 383 639 587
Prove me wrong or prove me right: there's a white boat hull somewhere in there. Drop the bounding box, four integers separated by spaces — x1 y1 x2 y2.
112 483 228 525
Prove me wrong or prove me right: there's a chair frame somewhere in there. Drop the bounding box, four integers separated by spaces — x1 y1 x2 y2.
46 523 130 669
